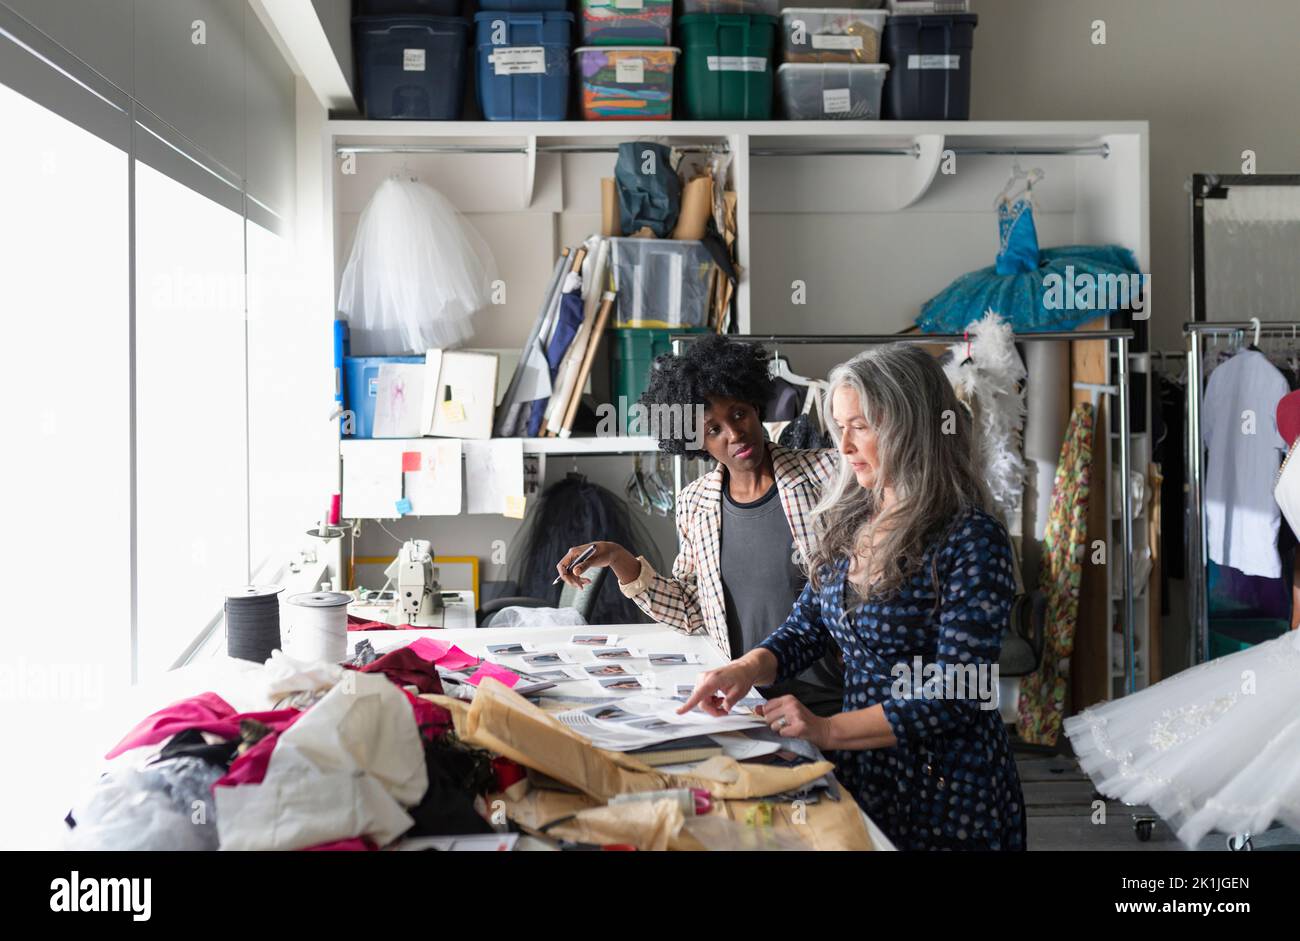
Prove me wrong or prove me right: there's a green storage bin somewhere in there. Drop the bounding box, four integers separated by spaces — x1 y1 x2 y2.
678 13 777 120
611 327 711 434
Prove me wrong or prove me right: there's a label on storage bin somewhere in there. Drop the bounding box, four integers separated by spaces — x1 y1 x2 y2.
614 0 644 8
908 54 961 70
822 88 851 114
403 48 426 71
616 57 645 84
706 55 766 72
812 34 864 51
490 47 548 76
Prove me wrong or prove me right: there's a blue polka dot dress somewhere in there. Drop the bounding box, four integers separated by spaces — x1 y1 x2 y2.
758 508 1026 851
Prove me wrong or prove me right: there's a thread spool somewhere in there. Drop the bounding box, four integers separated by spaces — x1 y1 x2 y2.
225 585 283 663
284 591 352 662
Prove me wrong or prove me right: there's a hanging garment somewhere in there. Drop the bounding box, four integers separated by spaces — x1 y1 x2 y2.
942 311 1027 530
1064 610 1300 848
1202 348 1290 578
915 194 1141 333
777 383 833 450
1017 402 1094 746
337 177 497 355
1154 372 1186 587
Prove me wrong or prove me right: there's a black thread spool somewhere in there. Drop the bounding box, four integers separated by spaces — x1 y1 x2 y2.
225 585 283 662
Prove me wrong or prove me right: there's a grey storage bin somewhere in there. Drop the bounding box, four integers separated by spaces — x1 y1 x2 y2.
781 8 888 64
610 238 714 328
777 62 888 119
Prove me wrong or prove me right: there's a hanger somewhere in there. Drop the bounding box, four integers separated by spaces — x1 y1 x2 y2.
994 155 1045 209
768 343 815 387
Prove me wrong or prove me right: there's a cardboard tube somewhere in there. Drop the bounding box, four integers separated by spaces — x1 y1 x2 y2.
601 178 620 237
671 176 713 241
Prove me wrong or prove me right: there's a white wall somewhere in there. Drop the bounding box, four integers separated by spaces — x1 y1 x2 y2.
970 0 1300 352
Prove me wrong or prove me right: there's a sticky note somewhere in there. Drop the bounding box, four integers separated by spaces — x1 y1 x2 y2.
503 495 526 519
441 400 466 423
466 663 520 689
402 451 422 472
395 497 413 515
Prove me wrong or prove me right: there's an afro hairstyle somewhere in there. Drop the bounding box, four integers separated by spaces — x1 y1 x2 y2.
638 333 773 457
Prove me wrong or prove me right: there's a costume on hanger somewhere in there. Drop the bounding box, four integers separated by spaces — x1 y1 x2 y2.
1064 406 1300 848
942 311 1027 533
1017 402 1094 746
915 190 1140 334
1201 348 1290 579
337 177 497 355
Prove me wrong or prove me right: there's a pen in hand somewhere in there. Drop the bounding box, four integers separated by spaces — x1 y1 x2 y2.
554 544 597 585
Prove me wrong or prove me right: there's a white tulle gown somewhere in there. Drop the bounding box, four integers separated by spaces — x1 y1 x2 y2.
337 177 497 355
1064 442 1300 849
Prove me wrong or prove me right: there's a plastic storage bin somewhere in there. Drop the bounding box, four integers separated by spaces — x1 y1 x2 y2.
610 238 714 328
887 0 968 13
474 11 574 120
355 0 461 15
343 355 426 439
576 46 679 120
580 0 672 45
781 8 887 63
678 13 778 120
777 62 887 119
881 12 977 119
611 327 712 432
353 15 470 119
681 0 780 14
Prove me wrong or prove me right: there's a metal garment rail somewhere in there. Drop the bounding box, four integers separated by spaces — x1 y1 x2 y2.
670 329 1140 695
1183 320 1300 666
334 143 1112 158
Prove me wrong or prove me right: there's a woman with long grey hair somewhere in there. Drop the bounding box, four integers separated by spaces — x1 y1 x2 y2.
680 344 1026 851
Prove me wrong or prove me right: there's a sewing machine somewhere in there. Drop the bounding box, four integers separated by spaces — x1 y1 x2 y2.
384 539 445 627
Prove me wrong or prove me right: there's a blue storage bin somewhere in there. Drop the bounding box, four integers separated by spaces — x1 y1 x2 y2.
479 0 568 9
343 356 425 439
474 11 574 120
353 15 470 119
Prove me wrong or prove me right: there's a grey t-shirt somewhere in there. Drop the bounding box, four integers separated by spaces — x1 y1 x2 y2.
718 480 843 699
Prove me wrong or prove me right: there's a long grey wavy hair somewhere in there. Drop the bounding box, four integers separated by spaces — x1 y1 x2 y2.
806 344 992 603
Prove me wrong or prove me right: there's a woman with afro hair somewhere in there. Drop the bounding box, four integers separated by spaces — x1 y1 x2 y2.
556 334 843 715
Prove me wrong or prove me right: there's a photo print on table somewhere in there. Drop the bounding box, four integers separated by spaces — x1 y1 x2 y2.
582 703 637 722
591 648 636 660
521 651 574 666
486 642 535 656
599 676 649 692
646 652 702 666
570 633 619 647
584 663 632 677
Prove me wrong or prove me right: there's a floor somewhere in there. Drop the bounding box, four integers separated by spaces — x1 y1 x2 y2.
1018 749 1300 851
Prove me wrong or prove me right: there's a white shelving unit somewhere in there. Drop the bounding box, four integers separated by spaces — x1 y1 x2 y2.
323 119 1152 700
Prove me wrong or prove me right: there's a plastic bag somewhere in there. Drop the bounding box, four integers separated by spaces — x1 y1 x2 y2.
490 606 588 628
66 757 223 851
337 177 498 355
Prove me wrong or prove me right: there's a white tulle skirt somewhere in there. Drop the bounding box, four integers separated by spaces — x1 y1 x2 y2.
337 177 497 355
1064 628 1300 848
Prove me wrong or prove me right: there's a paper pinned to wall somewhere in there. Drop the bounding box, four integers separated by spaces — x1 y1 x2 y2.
463 439 524 515
372 364 425 438
342 441 403 519
405 439 463 516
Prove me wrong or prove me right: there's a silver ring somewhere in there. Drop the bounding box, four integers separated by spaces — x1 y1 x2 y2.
775 716 789 730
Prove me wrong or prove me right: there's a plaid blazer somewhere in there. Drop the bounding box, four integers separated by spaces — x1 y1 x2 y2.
620 444 840 658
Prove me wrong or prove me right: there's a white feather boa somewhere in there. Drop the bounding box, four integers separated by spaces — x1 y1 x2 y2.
943 311 1028 524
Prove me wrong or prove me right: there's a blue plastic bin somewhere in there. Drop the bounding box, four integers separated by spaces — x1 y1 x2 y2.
343 356 425 439
353 15 470 119
474 11 574 120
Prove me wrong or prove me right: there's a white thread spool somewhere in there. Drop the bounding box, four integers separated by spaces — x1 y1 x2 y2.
284 591 352 662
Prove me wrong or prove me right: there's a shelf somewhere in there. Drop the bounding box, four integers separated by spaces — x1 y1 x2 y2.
339 436 659 457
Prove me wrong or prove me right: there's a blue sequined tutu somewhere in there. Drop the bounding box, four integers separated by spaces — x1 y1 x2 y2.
916 195 1142 333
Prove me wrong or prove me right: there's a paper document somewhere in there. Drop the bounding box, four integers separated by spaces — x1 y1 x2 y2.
464 439 525 514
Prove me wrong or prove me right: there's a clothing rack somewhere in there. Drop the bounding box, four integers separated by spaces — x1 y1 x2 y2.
334 143 1112 159
1183 320 1300 666
670 329 1141 695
